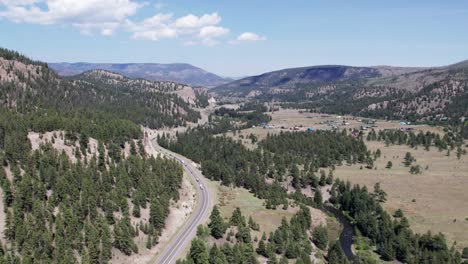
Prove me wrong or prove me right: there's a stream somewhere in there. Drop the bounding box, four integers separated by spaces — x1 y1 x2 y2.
323 204 356 261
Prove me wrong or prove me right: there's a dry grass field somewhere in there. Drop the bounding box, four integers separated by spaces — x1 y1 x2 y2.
223 108 468 250
335 140 468 250
208 181 300 235
223 108 443 148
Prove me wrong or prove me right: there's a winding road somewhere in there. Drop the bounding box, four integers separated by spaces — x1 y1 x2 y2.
152 143 211 264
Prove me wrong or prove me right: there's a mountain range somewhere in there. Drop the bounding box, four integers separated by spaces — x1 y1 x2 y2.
49 62 231 88
0 49 201 128
212 65 427 97
213 61 468 122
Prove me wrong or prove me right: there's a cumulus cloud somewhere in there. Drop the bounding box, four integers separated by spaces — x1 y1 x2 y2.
0 0 142 34
237 32 266 42
128 12 229 45
0 1 262 46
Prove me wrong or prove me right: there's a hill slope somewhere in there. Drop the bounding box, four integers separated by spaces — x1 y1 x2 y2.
0 51 201 129
213 65 425 97
49 62 230 88
214 62 468 122
0 48 192 263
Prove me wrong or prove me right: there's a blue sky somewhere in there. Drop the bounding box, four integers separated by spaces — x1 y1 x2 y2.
0 0 467 76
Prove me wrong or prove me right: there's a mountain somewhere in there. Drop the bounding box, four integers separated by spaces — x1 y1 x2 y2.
71 69 210 107
49 62 229 88
0 48 189 263
213 65 425 97
213 62 468 122
0 49 201 129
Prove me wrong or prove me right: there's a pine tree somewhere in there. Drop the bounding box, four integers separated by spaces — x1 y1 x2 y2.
314 189 323 208
312 225 329 250
256 239 267 257
189 238 209 264
385 161 393 169
327 242 349 264
248 216 260 231
209 244 228 264
150 198 165 233
230 208 245 226
208 206 226 239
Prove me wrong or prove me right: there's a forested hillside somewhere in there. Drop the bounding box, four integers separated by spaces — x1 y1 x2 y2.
49 62 230 88
0 48 192 262
214 61 468 123
213 65 424 96
0 48 200 129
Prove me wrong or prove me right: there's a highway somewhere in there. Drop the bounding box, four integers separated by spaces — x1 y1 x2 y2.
153 143 211 264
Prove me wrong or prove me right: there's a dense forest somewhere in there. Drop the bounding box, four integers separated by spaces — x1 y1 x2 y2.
159 128 368 209
0 47 192 262
211 106 271 129
0 142 183 263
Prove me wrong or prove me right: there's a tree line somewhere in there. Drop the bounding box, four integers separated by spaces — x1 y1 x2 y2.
159 128 369 210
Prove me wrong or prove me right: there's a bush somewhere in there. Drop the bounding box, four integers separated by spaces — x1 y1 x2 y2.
462 247 468 259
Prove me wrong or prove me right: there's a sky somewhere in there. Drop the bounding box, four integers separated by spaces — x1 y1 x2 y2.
0 0 467 77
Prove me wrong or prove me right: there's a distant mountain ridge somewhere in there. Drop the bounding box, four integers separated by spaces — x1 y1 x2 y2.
213 65 427 97
213 61 468 122
49 62 230 88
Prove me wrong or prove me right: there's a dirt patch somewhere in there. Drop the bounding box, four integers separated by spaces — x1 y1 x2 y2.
172 86 196 105
28 131 103 163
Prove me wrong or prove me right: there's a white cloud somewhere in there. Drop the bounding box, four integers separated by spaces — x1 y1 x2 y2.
128 12 228 45
237 32 266 42
0 2 261 46
0 0 142 34
199 26 229 38
174 12 221 29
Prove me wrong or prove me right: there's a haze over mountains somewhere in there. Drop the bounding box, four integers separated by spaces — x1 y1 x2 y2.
213 65 428 95
49 62 231 88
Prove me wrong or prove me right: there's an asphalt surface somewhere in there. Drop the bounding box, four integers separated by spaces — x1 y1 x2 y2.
153 144 211 264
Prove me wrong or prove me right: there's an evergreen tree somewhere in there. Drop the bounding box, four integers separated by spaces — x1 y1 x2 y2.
188 238 209 264
327 242 349 264
312 225 328 250
208 206 226 239
314 189 323 208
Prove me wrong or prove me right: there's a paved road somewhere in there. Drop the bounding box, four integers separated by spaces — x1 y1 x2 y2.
153 143 211 264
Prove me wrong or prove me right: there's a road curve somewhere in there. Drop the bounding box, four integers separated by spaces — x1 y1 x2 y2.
153 143 211 264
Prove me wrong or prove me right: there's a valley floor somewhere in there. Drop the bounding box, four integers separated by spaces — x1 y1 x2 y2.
224 108 468 250
335 140 468 250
